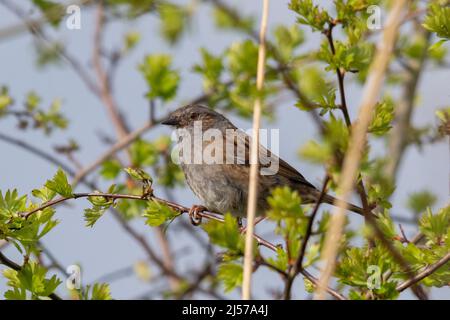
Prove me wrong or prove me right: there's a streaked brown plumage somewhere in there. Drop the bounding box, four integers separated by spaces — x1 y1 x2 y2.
162 104 366 217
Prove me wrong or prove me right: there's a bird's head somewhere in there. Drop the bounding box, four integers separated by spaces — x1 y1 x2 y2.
161 104 230 130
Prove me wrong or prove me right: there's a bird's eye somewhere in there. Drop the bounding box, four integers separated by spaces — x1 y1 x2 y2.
190 113 198 120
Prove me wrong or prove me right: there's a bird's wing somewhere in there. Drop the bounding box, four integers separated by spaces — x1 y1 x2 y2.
225 129 316 190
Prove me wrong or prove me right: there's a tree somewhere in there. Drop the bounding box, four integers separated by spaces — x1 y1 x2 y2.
0 0 449 300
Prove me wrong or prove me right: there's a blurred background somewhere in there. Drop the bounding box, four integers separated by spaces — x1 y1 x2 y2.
0 0 448 299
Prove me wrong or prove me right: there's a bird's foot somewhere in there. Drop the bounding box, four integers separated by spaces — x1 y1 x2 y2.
188 205 207 226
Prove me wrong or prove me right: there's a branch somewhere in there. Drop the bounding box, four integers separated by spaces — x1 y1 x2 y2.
0 250 62 300
70 81 231 187
242 0 269 301
385 31 432 179
208 0 324 132
17 187 345 299
0 0 100 96
71 119 161 187
0 132 77 178
92 1 129 140
324 21 374 234
0 0 94 41
283 175 330 300
21 192 146 219
315 0 412 300
396 252 450 292
0 133 192 289
296 176 330 272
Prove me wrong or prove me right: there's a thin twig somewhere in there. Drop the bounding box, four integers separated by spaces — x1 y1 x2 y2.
242 0 269 301
283 175 330 300
296 176 330 272
16 186 346 299
72 119 161 187
92 1 129 139
0 0 94 41
208 0 324 132
0 0 100 95
324 22 374 237
396 252 450 292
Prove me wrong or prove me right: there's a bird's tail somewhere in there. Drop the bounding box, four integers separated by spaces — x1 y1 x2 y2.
320 193 374 218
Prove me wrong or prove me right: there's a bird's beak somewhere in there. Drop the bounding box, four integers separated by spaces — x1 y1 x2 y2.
161 116 179 126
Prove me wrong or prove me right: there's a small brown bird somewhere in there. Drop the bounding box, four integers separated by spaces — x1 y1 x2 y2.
162 104 366 220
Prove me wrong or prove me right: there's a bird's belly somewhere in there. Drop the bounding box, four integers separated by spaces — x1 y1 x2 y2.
182 164 245 216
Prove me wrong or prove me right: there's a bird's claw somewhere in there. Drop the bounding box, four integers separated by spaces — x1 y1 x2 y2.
188 205 206 226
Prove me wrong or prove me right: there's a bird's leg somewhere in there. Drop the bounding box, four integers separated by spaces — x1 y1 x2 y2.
188 205 207 226
240 216 266 234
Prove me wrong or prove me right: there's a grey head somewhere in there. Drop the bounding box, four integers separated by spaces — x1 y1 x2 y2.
161 104 234 130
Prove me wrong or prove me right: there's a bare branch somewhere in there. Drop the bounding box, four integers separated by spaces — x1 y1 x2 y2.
242 0 269 300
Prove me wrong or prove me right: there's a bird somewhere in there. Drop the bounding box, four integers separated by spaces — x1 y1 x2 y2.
162 104 368 223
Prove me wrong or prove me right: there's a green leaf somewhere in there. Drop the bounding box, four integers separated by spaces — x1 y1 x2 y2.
303 278 314 293
217 262 243 293
35 41 63 67
32 187 56 202
228 40 259 78
296 66 333 106
429 39 447 52
143 200 178 227
423 3 450 40
0 87 13 112
336 246 399 299
84 206 107 228
91 283 112 300
83 188 117 227
130 139 158 167
369 100 394 136
266 186 304 221
419 206 449 246
123 31 141 52
273 24 305 62
32 0 64 27
193 48 224 92
266 247 288 272
3 261 62 299
203 213 244 253
4 288 27 300
44 168 72 197
124 167 153 186
158 3 189 44
213 7 254 31
79 283 112 300
298 140 331 164
289 0 330 32
155 161 185 187
100 159 123 180
106 0 155 17
407 191 437 215
138 54 180 101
